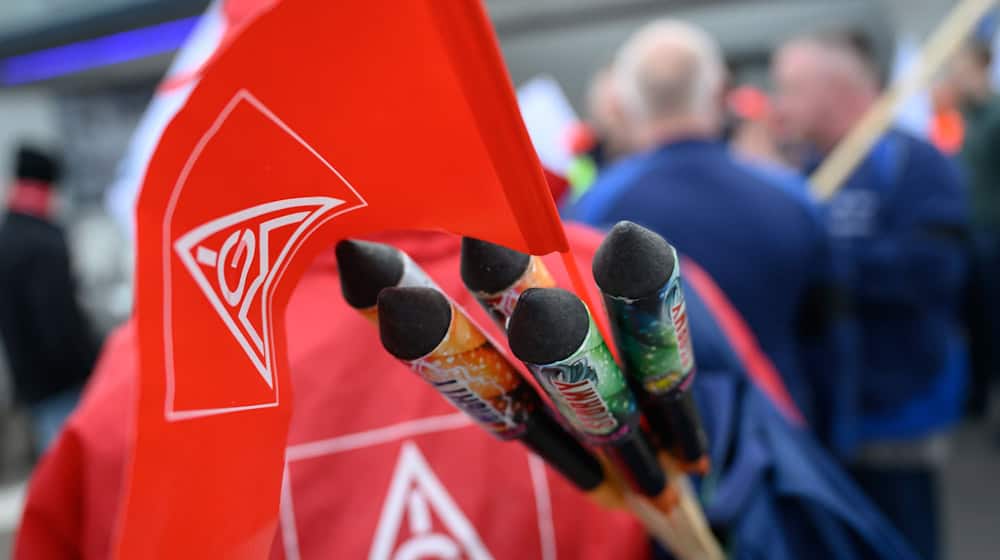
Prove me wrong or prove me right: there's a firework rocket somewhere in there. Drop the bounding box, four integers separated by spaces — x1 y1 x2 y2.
335 239 437 322
508 287 671 502
377 286 610 496
335 241 615 499
460 237 555 329
592 222 708 472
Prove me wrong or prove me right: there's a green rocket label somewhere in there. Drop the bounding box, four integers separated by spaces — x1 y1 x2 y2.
531 316 637 444
604 247 696 396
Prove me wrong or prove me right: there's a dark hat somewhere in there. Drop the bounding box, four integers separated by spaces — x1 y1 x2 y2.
15 145 62 184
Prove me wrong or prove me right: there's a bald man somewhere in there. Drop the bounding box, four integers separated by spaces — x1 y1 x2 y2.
566 20 838 434
772 34 970 560
771 35 884 161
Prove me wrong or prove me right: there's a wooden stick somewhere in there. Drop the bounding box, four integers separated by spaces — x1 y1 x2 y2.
671 472 724 560
594 451 705 558
658 454 724 560
625 491 697 559
624 486 723 560
809 0 997 200
598 453 724 560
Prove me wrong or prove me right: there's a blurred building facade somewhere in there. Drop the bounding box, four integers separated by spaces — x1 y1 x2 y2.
0 0 954 197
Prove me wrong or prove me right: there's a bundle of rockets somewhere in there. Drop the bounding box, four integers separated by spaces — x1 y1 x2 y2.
337 221 724 560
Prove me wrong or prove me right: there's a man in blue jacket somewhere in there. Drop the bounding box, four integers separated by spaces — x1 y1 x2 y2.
772 33 971 560
566 20 838 433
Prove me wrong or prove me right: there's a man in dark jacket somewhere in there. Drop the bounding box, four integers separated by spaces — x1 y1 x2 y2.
566 20 838 431
0 145 98 451
772 34 970 560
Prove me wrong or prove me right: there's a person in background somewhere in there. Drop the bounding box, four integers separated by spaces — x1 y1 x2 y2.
950 40 1000 227
0 145 99 452
583 66 636 170
562 66 637 202
565 20 838 431
945 40 1000 417
772 33 971 560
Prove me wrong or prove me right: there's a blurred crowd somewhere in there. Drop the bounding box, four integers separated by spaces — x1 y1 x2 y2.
562 22 1000 560
2 8 1000 560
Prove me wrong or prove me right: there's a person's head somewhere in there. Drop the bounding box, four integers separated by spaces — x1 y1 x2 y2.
14 144 62 187
946 40 993 104
771 32 881 153
584 65 634 162
614 19 727 150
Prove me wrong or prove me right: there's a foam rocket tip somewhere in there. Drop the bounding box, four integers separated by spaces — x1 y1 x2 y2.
508 288 589 365
592 221 675 299
460 237 531 294
335 239 405 309
377 287 452 361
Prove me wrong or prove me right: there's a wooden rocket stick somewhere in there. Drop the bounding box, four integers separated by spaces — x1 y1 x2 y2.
810 0 997 199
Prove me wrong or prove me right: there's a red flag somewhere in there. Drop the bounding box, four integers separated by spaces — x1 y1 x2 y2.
119 1 579 557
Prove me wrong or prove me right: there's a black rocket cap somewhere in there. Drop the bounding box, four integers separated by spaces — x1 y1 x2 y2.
377 287 452 361
335 239 405 309
592 221 676 300
460 237 531 294
507 288 589 365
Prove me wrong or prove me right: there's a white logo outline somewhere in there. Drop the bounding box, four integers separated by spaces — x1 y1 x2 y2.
173 197 345 389
161 89 367 421
369 441 493 560
279 414 558 560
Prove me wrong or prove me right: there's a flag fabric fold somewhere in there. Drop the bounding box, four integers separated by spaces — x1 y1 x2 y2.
121 2 572 556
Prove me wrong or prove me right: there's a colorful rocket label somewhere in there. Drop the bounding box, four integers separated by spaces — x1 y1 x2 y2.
529 315 637 445
549 377 619 434
603 247 696 396
474 256 555 328
408 304 534 439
